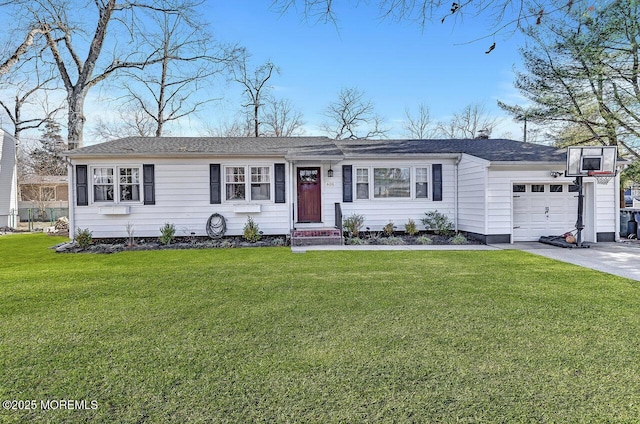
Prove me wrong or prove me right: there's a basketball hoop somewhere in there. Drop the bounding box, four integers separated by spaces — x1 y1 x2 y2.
588 171 615 185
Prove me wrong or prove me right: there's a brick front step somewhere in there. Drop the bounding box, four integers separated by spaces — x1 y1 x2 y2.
291 228 343 246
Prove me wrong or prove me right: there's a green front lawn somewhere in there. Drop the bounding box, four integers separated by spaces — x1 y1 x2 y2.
1 234 638 423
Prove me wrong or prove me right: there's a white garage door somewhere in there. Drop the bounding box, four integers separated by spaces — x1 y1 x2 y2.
513 183 579 241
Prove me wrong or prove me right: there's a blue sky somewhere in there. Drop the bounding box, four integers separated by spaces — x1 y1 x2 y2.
204 0 528 139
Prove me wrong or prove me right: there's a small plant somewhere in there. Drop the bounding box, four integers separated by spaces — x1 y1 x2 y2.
383 221 396 236
416 235 433 245
159 222 176 245
220 239 234 248
449 233 468 245
347 237 365 245
404 218 419 236
343 213 365 238
74 228 93 248
379 236 405 245
421 210 454 236
243 216 262 243
125 222 135 247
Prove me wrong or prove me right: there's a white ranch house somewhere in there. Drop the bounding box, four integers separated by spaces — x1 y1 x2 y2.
65 137 622 243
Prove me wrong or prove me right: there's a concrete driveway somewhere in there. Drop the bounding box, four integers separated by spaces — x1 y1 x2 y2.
491 241 640 282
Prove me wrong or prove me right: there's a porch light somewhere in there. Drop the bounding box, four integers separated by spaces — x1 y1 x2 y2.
327 166 334 177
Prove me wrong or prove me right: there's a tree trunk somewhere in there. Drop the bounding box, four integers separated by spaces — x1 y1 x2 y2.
67 89 86 150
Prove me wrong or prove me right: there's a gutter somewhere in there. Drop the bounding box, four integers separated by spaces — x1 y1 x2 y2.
454 154 462 232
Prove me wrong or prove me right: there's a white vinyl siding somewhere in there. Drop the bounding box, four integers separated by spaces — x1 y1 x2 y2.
339 160 455 231
73 158 289 238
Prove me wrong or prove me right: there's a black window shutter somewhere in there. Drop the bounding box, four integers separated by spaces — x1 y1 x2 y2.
143 164 155 205
432 164 443 201
274 163 286 203
76 165 88 206
342 165 353 203
210 164 221 204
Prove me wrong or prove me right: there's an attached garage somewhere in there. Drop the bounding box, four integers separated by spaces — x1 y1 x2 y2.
512 182 581 241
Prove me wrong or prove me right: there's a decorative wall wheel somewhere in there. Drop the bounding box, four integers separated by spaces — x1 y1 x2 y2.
206 213 226 239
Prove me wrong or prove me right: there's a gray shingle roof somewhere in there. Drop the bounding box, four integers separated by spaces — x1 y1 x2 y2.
66 136 567 163
65 136 343 158
335 139 567 162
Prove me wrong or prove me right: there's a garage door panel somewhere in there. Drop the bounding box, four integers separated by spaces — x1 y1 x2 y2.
513 183 579 241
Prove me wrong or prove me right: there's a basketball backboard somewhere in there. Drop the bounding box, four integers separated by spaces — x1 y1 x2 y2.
566 146 617 177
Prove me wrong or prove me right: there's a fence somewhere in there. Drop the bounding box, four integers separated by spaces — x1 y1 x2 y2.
17 207 69 231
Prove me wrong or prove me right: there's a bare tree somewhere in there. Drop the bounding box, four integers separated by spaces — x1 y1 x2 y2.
117 8 236 137
231 53 278 137
322 87 388 140
206 113 254 137
437 103 498 139
403 102 438 139
0 51 64 141
91 107 157 142
6 0 204 149
0 24 49 76
262 99 305 137
273 0 587 45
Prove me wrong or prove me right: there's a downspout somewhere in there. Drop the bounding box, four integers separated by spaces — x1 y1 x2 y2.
454 154 462 232
66 159 75 241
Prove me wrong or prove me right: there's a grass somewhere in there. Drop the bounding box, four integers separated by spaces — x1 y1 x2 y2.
1 234 639 423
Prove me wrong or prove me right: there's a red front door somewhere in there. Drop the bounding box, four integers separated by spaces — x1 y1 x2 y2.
297 167 321 222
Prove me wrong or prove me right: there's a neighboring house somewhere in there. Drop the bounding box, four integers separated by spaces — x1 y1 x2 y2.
0 129 19 228
18 175 69 221
64 137 622 243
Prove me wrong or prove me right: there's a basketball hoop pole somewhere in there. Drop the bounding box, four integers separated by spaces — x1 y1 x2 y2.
576 176 584 247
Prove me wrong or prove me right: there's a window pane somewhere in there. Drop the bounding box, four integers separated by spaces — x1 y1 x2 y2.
93 168 113 184
251 167 270 183
356 183 369 199
373 168 410 198
94 185 114 201
513 184 526 193
550 184 563 193
569 184 579 192
531 184 545 193
416 182 428 198
251 183 270 200
226 167 245 183
416 168 428 182
226 183 245 200
356 168 368 183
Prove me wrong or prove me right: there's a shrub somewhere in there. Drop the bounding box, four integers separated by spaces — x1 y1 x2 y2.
379 236 405 245
243 216 262 243
421 210 453 236
343 213 365 238
159 222 176 245
416 235 433 245
404 218 419 236
383 221 396 236
347 237 365 245
75 228 93 248
449 233 468 245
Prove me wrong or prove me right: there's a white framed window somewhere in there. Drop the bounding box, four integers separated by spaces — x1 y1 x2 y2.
415 168 429 198
354 166 432 200
225 165 272 201
92 166 141 203
356 168 369 199
373 167 411 198
251 166 271 200
225 167 246 200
